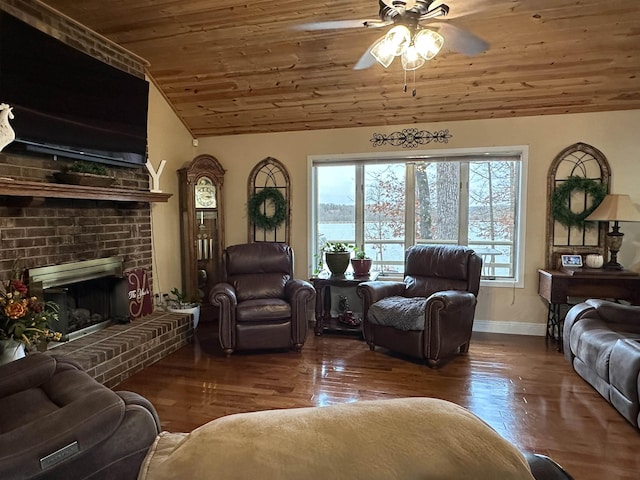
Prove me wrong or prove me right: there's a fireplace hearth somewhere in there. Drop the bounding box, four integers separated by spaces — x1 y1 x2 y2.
28 257 129 341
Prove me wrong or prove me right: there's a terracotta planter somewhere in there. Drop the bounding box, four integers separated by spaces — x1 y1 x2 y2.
351 258 373 277
325 252 351 275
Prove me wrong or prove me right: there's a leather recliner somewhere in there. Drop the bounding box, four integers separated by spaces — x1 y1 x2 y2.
357 245 482 367
0 353 161 480
209 242 315 356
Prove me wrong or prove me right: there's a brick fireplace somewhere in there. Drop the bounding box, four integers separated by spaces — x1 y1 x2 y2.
0 1 194 387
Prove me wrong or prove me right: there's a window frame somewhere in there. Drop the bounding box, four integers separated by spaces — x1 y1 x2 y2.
308 146 529 288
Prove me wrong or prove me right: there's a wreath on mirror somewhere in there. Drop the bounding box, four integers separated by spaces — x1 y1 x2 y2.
248 187 287 230
551 176 607 228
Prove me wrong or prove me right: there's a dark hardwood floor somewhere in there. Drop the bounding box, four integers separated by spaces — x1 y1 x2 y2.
118 323 639 480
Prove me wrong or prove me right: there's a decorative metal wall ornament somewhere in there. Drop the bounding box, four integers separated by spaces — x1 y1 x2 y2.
370 128 452 148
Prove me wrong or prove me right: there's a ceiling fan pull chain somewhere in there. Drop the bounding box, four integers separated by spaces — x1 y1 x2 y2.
403 69 408 93
412 70 417 97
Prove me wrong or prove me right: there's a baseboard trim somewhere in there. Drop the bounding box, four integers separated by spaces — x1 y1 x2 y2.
473 319 546 336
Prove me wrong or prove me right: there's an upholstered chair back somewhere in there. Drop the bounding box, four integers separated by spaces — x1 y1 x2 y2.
223 243 293 302
403 245 482 298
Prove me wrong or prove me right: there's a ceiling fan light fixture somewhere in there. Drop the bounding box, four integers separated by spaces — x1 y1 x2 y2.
414 29 444 60
370 36 397 68
401 44 426 70
384 25 411 56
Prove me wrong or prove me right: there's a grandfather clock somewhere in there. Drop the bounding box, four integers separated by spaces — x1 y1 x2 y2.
178 155 225 313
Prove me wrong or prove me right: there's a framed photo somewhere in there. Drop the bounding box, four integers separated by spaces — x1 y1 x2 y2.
561 254 583 268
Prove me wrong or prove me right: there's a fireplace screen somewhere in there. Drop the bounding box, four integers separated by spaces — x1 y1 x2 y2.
28 257 129 341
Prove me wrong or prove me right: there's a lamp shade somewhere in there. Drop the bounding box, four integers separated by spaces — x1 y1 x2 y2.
414 29 444 61
401 44 426 71
586 194 640 222
370 36 396 68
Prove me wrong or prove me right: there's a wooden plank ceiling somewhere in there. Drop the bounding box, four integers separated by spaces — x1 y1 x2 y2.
44 0 640 137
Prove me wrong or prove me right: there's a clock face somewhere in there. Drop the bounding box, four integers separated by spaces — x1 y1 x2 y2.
195 177 216 209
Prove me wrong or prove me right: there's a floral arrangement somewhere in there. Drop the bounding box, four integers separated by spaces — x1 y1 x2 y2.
0 277 61 348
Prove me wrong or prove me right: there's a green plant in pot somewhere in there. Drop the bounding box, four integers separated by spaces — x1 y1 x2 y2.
165 288 201 329
351 246 373 277
322 242 354 276
54 160 115 187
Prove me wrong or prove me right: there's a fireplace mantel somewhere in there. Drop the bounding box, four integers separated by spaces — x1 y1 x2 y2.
0 178 171 203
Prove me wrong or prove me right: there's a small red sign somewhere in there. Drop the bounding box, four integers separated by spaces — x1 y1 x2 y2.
126 268 153 319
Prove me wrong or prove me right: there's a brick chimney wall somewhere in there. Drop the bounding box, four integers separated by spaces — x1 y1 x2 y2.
0 2 153 282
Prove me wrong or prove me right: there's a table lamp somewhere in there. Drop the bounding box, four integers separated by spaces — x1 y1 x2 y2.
586 194 640 270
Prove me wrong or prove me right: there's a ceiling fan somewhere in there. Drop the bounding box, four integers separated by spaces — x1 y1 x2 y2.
293 0 488 72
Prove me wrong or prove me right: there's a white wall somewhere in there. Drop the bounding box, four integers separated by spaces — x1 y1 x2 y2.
146 82 195 297
186 109 640 334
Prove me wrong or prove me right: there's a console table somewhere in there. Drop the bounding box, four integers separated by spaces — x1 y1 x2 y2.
310 271 380 336
538 268 640 351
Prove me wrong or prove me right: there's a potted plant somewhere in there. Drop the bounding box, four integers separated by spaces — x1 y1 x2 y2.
351 247 373 277
322 242 354 276
54 161 116 187
165 288 201 329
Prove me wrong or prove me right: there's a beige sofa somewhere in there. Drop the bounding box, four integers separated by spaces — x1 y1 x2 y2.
138 397 572 480
564 299 640 428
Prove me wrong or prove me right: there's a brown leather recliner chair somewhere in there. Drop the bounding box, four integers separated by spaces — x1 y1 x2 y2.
0 353 161 480
209 243 315 356
357 245 482 367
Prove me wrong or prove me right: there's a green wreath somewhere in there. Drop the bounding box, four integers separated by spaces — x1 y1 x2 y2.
551 176 607 228
248 187 287 230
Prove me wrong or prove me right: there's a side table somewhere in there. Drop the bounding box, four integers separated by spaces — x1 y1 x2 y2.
538 268 640 351
310 271 380 336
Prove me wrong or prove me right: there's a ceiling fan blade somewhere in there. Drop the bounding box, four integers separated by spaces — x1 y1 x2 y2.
353 35 386 70
430 22 489 56
291 19 389 31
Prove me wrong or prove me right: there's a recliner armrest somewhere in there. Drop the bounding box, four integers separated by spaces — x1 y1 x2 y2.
426 290 477 310
0 369 125 478
285 278 315 303
209 282 238 308
356 281 405 306
0 353 56 399
587 299 640 324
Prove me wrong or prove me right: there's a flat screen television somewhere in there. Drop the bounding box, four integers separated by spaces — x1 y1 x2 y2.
0 10 149 168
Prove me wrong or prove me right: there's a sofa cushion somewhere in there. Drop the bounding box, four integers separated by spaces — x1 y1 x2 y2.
138 398 535 480
236 298 291 322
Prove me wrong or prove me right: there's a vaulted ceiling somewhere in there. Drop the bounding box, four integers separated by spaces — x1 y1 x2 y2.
44 0 640 138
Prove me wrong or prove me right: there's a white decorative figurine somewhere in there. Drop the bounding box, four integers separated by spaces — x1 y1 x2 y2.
0 103 16 152
146 159 167 193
